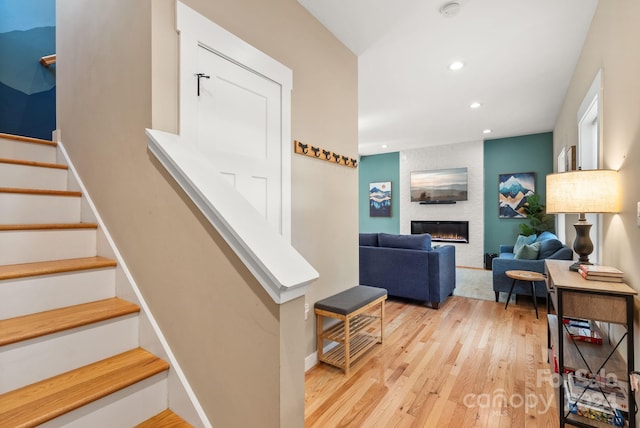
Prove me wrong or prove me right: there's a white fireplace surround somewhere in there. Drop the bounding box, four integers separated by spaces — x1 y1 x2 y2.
400 140 484 268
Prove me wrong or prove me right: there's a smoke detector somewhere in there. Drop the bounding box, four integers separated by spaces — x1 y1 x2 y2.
439 2 461 17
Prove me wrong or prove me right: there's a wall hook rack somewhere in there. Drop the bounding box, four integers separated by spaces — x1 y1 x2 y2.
294 140 358 168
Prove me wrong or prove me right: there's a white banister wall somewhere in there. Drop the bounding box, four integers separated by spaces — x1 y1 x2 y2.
146 129 318 304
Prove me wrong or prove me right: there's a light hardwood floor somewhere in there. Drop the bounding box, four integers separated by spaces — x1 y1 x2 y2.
305 295 559 427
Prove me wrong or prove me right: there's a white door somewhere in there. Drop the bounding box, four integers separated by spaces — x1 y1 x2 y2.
177 2 293 239
194 46 282 233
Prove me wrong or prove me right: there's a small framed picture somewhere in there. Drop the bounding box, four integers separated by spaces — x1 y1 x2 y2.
369 182 391 217
565 145 577 171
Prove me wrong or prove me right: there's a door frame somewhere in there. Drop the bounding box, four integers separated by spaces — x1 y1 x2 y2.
576 69 603 264
176 1 293 241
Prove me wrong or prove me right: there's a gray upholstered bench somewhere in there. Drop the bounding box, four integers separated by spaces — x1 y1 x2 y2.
314 285 387 374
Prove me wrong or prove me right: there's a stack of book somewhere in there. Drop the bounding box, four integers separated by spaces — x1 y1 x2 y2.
565 373 628 426
578 265 624 283
563 318 603 345
550 345 577 374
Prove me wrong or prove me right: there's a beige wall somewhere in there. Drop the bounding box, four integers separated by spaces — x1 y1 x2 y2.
172 0 360 358
553 0 640 366
57 0 357 426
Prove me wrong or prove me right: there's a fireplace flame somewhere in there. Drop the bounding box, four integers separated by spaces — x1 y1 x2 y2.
411 220 469 243
432 232 467 242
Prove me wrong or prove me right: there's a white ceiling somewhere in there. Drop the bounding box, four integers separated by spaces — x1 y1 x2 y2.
298 0 598 155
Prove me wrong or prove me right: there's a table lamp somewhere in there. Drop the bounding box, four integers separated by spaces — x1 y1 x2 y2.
546 169 621 271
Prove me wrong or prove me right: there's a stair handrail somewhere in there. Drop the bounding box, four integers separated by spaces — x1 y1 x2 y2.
40 54 56 67
146 129 318 304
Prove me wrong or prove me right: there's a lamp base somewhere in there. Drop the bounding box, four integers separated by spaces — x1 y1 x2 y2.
571 214 594 271
569 261 592 272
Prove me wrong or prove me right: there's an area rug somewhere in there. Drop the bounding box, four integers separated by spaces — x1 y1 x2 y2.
453 267 514 303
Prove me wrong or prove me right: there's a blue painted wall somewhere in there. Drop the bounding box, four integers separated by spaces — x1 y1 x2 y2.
0 0 56 139
359 152 400 233
483 132 554 254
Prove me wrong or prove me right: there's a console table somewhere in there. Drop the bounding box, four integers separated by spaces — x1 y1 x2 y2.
545 259 636 427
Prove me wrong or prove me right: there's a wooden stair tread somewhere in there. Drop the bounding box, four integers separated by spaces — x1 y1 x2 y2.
0 133 57 147
136 409 194 428
0 223 97 232
0 297 139 346
0 348 169 427
0 157 68 170
0 256 116 281
0 187 81 197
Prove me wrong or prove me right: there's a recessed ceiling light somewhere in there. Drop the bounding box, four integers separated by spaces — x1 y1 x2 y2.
440 2 461 18
381 144 388 148
449 61 464 71
483 129 492 134
469 102 481 109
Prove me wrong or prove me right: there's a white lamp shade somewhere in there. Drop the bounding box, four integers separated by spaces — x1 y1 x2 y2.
546 169 621 214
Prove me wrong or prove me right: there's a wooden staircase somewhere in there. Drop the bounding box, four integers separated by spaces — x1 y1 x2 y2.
0 133 192 427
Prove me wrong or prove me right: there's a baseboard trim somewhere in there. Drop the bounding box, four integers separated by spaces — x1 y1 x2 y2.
305 342 338 372
457 265 486 270
305 352 317 372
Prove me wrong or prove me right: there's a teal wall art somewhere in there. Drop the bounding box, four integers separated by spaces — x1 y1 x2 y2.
484 132 554 253
359 152 400 233
0 0 56 139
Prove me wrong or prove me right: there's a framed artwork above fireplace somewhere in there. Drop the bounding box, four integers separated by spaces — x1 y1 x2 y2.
410 167 468 204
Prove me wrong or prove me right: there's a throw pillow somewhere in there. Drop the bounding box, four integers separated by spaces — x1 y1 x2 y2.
535 231 558 243
378 233 432 250
515 241 541 259
513 234 537 255
359 233 379 247
537 239 564 259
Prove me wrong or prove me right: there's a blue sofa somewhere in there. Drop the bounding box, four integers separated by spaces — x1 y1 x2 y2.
492 231 573 302
359 233 456 309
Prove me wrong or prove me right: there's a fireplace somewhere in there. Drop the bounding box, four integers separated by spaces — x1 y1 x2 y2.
411 220 469 243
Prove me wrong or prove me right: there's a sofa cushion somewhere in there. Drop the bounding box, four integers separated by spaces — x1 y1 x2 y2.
359 233 379 247
535 231 558 243
378 233 432 250
513 234 537 255
537 238 564 259
314 285 387 315
515 241 541 259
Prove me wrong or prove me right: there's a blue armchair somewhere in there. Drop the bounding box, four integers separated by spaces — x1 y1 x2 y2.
359 233 456 309
492 232 573 301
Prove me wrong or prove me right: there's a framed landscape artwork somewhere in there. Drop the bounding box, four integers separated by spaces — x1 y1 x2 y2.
369 181 392 217
410 167 468 203
498 172 536 219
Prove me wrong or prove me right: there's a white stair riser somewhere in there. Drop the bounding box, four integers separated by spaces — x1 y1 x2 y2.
39 372 168 428
0 268 115 319
0 138 57 164
0 135 194 426
0 229 96 265
0 193 81 224
0 315 139 393
0 163 68 191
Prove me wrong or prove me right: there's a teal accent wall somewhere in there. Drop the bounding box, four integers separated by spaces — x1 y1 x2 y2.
0 0 56 140
359 152 400 233
484 132 554 254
